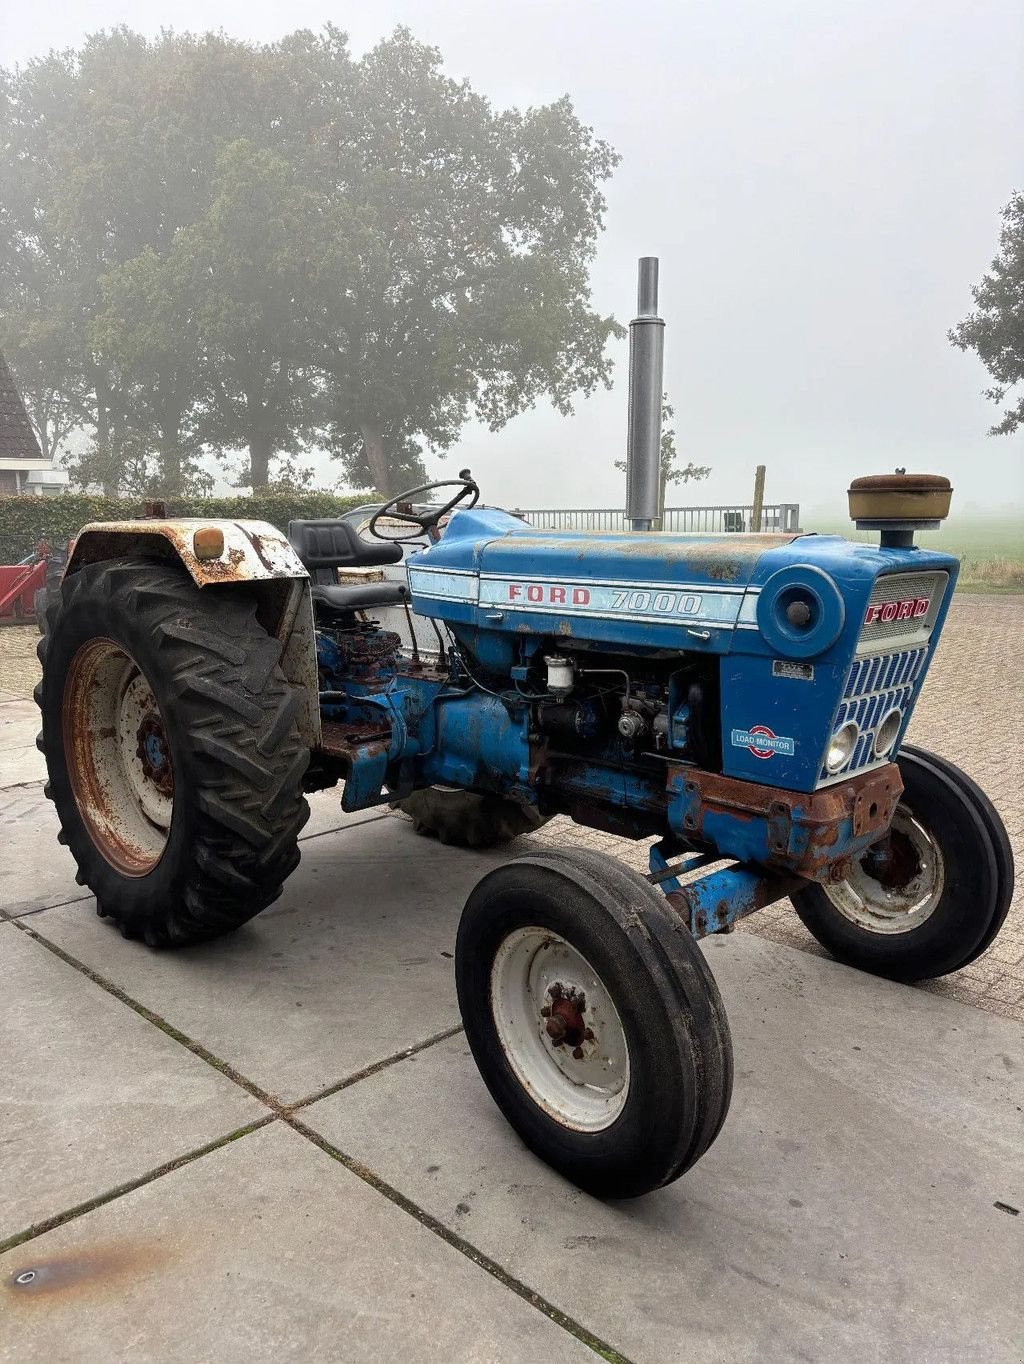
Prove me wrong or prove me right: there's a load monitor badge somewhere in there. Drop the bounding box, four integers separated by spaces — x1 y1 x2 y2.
731 725 796 760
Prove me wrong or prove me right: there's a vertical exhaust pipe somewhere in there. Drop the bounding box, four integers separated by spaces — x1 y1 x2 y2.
625 257 665 532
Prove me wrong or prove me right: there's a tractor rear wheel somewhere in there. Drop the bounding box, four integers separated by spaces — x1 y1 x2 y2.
792 747 1012 980
457 848 733 1197
397 786 548 848
36 558 310 947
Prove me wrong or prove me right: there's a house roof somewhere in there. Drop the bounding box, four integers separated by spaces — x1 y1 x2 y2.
0 351 45 466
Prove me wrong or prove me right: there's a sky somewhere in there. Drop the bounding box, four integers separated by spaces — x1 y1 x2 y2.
2 0 1022 522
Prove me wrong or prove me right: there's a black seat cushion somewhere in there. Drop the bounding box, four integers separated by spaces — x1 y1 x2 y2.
288 519 403 573
311 581 409 615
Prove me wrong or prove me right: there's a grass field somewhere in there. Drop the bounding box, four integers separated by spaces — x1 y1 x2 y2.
804 512 1024 592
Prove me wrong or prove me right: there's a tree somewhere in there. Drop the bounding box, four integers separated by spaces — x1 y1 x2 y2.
0 26 621 494
0 30 280 491
949 192 1024 436
615 394 710 525
170 141 326 488
304 29 622 494
88 247 208 496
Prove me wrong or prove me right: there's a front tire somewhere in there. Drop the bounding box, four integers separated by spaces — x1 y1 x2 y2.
37 558 310 947
456 848 733 1198
793 747 1012 981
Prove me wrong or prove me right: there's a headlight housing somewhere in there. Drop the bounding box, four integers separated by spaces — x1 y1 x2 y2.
825 720 859 774
873 707 903 758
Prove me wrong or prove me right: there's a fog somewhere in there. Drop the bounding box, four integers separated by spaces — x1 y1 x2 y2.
3 0 1022 520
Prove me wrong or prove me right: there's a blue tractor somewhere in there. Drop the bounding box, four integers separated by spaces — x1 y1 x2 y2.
37 471 1013 1197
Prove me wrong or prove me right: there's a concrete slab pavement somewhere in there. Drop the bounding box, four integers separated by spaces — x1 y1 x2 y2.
301 933 1024 1364
0 1121 597 1364
0 784 85 916
0 697 43 789
24 817 509 1104
0 782 393 919
0 922 267 1238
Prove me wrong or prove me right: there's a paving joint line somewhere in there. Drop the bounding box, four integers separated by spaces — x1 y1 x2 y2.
11 917 280 1109
0 1117 276 1257
282 1024 465 1115
13 914 467 1116
3 921 624 1356
0 892 93 920
285 1116 634 1364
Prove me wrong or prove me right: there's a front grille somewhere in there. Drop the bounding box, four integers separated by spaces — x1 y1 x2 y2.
857 571 947 651
820 645 929 781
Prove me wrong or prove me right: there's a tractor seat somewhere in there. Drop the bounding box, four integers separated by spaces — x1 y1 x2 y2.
287 518 409 617
311 580 409 614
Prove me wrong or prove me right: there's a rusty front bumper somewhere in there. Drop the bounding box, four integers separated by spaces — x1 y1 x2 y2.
666 763 903 884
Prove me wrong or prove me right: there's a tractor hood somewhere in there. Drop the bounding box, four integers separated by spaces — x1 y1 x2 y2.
407 506 958 660
407 506 809 652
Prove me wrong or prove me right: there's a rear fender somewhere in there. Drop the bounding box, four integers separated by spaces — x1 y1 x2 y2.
65 519 321 747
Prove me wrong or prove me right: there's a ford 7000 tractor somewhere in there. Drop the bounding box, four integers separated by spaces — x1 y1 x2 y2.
36 470 1013 1197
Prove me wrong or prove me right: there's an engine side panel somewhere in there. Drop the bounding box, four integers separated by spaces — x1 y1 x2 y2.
409 507 960 795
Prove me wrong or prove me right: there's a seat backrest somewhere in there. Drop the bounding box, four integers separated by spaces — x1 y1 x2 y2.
287 519 404 581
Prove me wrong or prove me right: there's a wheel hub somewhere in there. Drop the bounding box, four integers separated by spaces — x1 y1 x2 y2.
490 928 630 1132
824 807 944 934
136 715 173 795
541 984 596 1059
62 638 173 876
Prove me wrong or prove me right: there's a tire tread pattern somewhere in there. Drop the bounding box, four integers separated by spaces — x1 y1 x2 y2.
36 559 310 947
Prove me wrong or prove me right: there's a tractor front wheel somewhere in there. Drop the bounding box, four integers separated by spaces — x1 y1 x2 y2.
37 558 310 947
456 848 733 1197
792 747 1013 980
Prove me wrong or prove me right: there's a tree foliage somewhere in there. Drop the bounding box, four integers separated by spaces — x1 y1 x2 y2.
0 26 620 495
949 192 1024 436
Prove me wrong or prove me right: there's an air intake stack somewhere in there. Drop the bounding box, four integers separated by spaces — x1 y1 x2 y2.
848 472 953 548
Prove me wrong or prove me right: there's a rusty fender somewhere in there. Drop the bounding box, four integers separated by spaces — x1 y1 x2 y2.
65 519 320 748
65 519 307 587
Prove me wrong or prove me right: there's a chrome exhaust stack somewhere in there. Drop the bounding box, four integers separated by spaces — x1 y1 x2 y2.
625 257 665 532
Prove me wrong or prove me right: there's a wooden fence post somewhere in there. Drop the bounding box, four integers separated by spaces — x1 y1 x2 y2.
752 465 766 532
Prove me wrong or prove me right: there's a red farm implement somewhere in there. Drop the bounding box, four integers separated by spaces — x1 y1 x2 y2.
0 556 45 623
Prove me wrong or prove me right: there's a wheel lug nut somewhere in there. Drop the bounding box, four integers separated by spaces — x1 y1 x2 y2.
540 1006 551 1017
572 1046 584 1060
584 1028 595 1041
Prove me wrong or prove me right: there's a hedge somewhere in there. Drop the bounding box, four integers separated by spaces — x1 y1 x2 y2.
0 491 371 564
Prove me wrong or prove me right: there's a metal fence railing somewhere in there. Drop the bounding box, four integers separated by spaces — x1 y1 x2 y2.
515 503 801 534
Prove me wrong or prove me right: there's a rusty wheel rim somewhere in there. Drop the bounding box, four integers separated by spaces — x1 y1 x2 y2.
490 927 630 1132
62 638 173 876
824 806 944 934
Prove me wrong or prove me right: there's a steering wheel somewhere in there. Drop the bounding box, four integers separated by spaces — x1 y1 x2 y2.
368 469 480 543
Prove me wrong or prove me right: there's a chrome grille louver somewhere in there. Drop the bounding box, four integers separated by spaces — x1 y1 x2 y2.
817 565 949 785
827 646 929 776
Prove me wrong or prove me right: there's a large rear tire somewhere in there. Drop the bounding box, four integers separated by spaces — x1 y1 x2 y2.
456 848 733 1198
36 558 310 947
792 747 1012 981
397 786 548 848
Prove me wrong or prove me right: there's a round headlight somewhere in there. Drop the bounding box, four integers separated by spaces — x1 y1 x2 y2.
825 720 859 774
873 707 903 758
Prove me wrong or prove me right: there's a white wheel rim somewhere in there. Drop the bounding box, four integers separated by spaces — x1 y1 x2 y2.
489 927 630 1132
824 807 944 934
63 638 173 875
